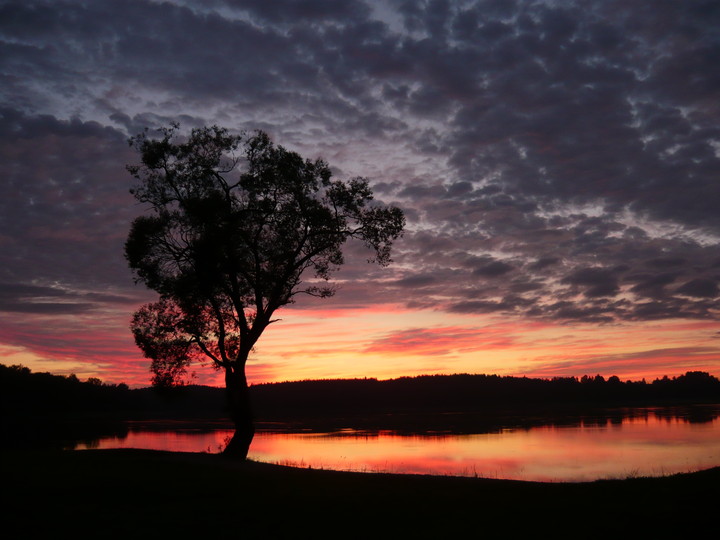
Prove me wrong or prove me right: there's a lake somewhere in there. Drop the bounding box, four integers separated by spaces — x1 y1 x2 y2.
72 406 720 482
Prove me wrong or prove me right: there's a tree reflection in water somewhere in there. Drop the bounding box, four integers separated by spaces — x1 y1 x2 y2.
71 407 720 481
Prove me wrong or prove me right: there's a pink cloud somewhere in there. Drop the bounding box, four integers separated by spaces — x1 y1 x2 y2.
520 346 720 380
364 326 517 356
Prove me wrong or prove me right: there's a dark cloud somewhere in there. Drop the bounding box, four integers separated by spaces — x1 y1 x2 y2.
562 267 621 298
0 0 718 337
0 110 137 290
473 260 514 278
225 0 371 24
676 279 719 299
542 302 617 324
646 257 687 269
628 273 679 299
450 294 536 315
428 1 720 229
0 281 142 315
528 257 561 271
392 274 437 288
0 283 92 314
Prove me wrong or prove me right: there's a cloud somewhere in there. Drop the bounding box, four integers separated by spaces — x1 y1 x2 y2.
0 283 143 314
392 274 437 288
561 267 621 298
676 278 720 299
628 273 679 299
0 307 145 375
0 110 137 287
473 260 514 278
0 0 719 382
523 346 720 380
364 326 516 357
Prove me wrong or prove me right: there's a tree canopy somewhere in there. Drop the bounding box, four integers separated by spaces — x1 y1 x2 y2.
125 124 404 456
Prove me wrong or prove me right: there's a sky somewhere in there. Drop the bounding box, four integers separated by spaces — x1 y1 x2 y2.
1 0 719 388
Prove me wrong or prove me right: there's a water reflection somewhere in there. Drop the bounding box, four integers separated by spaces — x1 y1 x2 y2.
72 406 720 481
74 429 232 454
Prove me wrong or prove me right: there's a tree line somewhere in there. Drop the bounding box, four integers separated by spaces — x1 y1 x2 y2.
3 363 719 422
250 371 720 418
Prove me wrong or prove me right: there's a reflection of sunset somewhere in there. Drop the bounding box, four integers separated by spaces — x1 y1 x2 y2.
77 430 233 454
80 414 720 482
256 415 720 481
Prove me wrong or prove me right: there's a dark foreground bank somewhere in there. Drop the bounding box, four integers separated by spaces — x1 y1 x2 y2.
2 449 718 538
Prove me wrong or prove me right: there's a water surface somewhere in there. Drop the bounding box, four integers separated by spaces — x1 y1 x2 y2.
74 407 720 481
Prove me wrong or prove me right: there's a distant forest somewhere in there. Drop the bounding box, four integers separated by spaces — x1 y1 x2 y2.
3 363 720 423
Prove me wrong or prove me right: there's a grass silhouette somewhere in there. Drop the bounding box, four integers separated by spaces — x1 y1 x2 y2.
3 449 718 538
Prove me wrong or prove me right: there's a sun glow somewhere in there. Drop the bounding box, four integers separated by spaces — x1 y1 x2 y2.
3 303 718 388
239 306 720 385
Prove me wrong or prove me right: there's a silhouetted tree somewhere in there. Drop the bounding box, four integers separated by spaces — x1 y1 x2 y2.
125 125 405 458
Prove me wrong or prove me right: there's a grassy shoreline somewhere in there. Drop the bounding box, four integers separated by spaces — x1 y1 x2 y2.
3 448 719 537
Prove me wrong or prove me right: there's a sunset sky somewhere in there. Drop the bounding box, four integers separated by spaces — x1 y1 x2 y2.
1 0 719 388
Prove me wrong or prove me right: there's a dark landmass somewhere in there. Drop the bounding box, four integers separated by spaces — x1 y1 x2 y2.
3 363 720 446
3 363 719 418
250 371 720 417
2 448 719 538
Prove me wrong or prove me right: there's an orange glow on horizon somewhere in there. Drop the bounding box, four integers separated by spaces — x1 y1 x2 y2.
2 304 719 388
241 307 720 385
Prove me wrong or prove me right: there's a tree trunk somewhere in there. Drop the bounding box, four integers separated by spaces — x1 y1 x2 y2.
223 366 255 459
